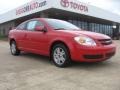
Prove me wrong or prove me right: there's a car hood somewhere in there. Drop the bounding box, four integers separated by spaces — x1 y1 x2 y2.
59 30 111 40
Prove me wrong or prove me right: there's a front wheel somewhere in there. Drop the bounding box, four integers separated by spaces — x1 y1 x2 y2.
51 44 71 67
10 41 20 56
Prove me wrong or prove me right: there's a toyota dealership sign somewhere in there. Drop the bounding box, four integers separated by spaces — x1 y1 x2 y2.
16 0 88 16
60 0 88 12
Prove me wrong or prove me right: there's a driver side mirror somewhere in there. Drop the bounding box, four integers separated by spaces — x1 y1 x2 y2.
35 26 47 32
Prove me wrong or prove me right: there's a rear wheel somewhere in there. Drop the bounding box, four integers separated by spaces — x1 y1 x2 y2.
51 44 71 67
10 41 20 56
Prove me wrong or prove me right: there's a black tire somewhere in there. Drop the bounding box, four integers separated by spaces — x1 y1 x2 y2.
51 44 71 67
10 41 20 56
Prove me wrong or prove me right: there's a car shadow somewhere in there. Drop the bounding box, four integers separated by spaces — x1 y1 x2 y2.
19 52 52 64
19 52 113 70
70 61 112 70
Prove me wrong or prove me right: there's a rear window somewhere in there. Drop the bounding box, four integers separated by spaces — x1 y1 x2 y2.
16 22 27 30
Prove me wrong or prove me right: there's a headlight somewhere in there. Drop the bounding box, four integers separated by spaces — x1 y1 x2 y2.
74 36 97 46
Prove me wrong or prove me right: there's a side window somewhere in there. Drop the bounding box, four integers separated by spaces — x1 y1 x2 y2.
27 21 37 31
16 22 26 30
36 21 44 27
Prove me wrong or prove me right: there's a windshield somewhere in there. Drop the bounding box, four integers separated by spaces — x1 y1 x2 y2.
45 19 80 30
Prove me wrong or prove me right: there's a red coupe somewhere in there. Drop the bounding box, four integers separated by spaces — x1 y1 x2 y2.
9 18 116 67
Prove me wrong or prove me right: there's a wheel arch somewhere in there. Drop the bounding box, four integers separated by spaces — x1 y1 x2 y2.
9 38 16 45
49 40 72 59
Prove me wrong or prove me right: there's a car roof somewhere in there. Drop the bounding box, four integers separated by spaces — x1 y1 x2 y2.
25 18 62 22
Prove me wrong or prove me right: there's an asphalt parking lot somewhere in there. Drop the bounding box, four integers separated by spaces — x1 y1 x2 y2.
0 40 120 90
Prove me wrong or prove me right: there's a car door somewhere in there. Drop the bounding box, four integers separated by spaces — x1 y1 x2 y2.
15 21 28 50
25 20 49 55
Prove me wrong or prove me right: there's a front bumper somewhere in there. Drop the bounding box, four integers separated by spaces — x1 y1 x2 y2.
71 44 116 62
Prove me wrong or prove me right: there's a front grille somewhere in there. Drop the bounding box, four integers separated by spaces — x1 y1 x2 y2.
98 39 112 45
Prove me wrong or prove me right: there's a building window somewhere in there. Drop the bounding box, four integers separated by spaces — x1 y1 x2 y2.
68 19 113 37
119 25 120 33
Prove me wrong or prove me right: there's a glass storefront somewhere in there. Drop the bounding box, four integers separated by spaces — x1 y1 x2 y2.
119 25 120 33
68 19 113 37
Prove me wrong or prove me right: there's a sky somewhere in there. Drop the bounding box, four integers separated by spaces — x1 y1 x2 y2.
0 0 120 15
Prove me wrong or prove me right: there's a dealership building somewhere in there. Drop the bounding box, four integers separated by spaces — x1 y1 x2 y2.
0 0 120 39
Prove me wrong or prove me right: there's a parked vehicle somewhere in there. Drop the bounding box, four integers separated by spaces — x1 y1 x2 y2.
9 18 116 67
